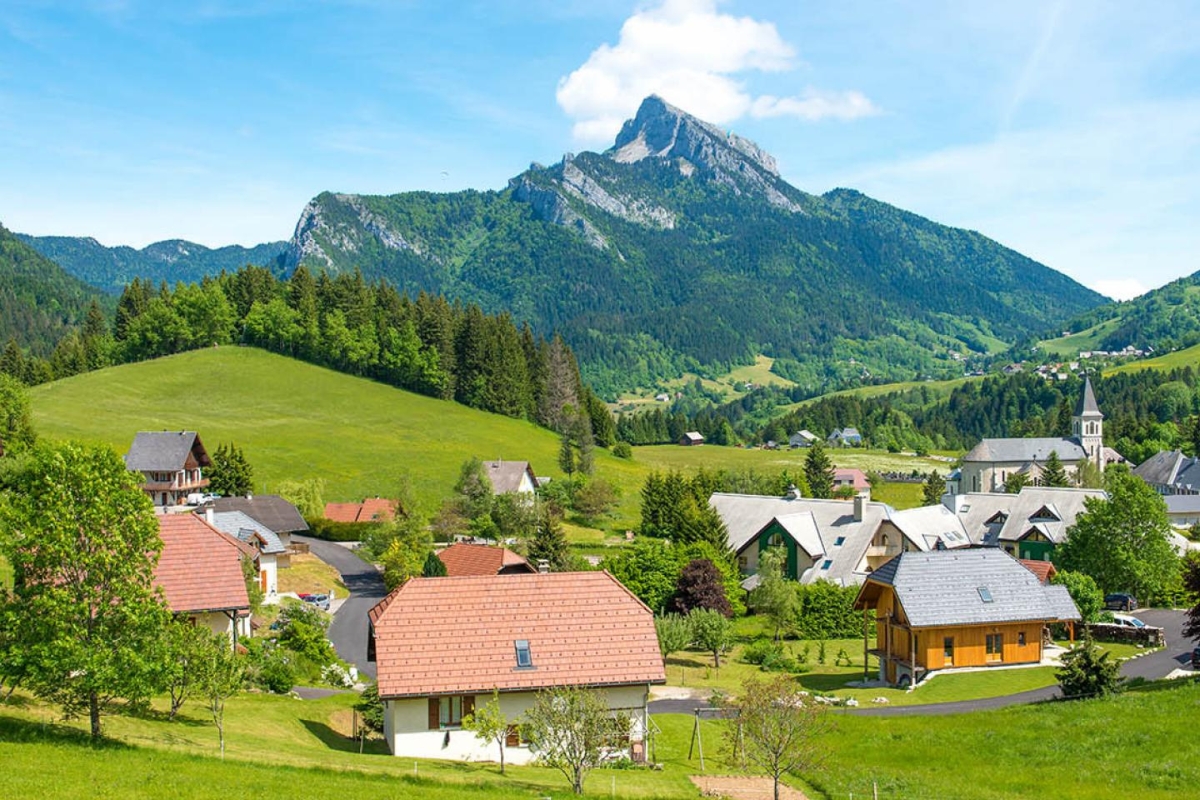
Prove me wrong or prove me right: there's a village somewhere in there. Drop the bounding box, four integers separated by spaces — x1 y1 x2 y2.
4 375 1194 799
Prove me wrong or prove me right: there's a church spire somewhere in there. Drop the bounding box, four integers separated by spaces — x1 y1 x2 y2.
1074 376 1102 418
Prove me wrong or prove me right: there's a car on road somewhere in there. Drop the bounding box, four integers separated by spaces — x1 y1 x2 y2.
1193 647 1200 669
1104 593 1138 612
300 593 331 611
1110 613 1146 628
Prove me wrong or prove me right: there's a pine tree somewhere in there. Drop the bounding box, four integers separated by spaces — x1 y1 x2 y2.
804 441 835 499
921 470 946 505
528 507 570 571
207 442 254 497
1041 450 1069 487
421 550 447 577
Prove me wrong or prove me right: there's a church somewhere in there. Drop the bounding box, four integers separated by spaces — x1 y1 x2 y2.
956 378 1121 494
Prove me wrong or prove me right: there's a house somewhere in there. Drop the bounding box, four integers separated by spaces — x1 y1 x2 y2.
482 460 538 495
324 498 399 524
367 572 665 764
155 514 252 644
1020 559 1058 585
201 509 287 597
1133 450 1200 495
788 430 818 448
854 550 1080 686
711 491 889 588
436 543 536 576
944 487 1104 561
679 431 705 446
957 378 1122 494
827 428 863 447
206 494 308 556
833 468 871 498
1165 494 1200 528
862 503 972 573
124 431 212 508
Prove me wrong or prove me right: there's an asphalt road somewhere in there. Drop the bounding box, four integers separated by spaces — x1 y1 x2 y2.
293 535 386 680
648 610 1194 718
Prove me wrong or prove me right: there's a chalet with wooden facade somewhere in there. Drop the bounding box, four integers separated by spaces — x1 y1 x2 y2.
854 550 1079 686
124 431 211 508
368 572 664 764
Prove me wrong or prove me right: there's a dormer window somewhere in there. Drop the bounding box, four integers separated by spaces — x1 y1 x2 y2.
515 640 533 669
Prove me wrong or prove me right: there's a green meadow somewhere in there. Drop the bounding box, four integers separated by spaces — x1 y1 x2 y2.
2 677 1198 799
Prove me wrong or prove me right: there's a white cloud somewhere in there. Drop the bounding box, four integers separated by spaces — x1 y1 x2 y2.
1090 279 1147 302
556 0 877 143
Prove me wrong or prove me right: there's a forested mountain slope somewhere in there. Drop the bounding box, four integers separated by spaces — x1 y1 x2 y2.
282 96 1107 397
0 223 106 356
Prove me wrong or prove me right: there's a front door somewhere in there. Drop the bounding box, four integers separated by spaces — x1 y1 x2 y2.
943 636 954 666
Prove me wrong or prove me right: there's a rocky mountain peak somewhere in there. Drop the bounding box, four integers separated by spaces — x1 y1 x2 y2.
609 95 780 177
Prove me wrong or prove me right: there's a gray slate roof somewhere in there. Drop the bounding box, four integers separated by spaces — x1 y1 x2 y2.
1133 450 1200 491
1074 377 1102 417
864 549 1080 627
204 510 286 554
124 431 210 471
947 487 1104 545
711 492 889 587
482 460 536 494
962 437 1087 464
208 495 308 534
886 504 971 550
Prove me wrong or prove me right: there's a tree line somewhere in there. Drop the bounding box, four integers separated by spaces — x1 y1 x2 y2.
0 266 616 438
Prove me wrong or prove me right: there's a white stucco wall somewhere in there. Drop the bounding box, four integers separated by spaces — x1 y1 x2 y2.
260 553 278 596
384 684 650 764
193 611 237 641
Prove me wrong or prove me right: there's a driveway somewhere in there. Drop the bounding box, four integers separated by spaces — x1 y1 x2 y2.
648 610 1195 718
293 535 387 680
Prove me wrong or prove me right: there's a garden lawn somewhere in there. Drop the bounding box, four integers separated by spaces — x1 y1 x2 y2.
808 679 1200 799
869 481 924 510
28 347 651 532
277 553 350 596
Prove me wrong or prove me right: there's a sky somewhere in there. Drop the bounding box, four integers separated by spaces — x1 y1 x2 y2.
1 1 1198 300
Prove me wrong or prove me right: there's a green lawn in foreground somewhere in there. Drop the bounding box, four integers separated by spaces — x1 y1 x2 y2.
29 348 652 531
4 677 1200 799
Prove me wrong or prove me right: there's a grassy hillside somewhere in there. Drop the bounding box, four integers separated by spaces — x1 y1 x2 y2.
1107 341 1200 375
1037 317 1121 357
30 347 649 527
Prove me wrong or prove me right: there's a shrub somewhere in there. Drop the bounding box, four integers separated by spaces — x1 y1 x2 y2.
613 441 633 459
305 516 379 543
795 581 864 640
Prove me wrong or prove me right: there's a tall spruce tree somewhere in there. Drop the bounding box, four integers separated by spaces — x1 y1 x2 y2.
1041 450 1069 487
804 441 835 499
207 442 254 498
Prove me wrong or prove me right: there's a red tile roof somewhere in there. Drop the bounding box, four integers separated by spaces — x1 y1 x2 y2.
1019 559 1058 585
154 515 250 614
370 571 666 699
324 498 398 524
833 468 871 491
436 542 535 576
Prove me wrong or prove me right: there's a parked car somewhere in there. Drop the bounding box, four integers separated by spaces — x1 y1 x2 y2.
1110 614 1146 629
1104 593 1138 612
301 593 331 611
1192 647 1200 669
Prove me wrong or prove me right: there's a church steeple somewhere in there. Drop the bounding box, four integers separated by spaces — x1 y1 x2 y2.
1072 376 1104 470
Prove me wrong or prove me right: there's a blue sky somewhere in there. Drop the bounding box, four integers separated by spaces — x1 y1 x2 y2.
2 1 1198 299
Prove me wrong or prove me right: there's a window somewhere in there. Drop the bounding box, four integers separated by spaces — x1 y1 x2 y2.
821 559 833 570
943 637 954 664
986 634 1003 660
440 696 463 727
767 532 785 548
1018 631 1026 647
978 587 994 603
515 640 533 669
834 536 845 546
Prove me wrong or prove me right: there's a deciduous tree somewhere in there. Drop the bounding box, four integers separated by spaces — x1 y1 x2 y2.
689 608 733 669
463 690 512 774
523 686 626 795
729 676 830 800
751 549 796 641
672 559 732 616
654 613 692 660
195 632 245 758
0 441 171 738
1050 570 1104 623
0 373 36 457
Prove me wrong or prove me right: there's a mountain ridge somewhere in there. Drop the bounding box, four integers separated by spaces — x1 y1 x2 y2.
19 234 288 294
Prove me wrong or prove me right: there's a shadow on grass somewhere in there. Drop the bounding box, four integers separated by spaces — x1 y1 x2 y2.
796 673 858 693
119 705 209 728
0 713 134 750
299 719 389 756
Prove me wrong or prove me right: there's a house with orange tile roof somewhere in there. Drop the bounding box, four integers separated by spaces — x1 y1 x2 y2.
368 571 665 764
155 514 252 643
436 542 535 577
323 497 399 524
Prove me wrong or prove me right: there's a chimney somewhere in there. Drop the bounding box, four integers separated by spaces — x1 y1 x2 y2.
785 484 801 501
853 495 866 522
204 507 215 525
537 559 550 574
